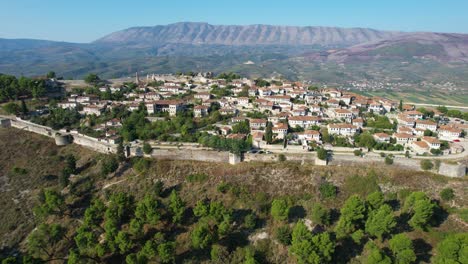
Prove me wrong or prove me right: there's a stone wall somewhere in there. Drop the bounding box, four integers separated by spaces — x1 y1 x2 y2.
150 148 230 163
9 118 117 154
438 162 467 178
3 117 465 178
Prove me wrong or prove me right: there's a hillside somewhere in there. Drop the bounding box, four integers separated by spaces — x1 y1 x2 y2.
304 32 468 63
1 23 468 88
0 128 467 263
94 22 403 47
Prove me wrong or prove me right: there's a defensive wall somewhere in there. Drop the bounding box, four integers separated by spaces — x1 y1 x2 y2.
1 117 465 178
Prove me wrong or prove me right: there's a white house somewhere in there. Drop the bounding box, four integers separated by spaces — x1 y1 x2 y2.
288 116 322 129
327 124 358 136
194 105 209 117
438 125 462 141
415 120 437 132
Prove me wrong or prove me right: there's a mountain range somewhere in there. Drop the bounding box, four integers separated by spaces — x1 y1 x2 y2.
1 22 468 87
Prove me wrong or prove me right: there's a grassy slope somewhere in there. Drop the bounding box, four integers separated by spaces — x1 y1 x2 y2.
0 128 466 261
0 128 98 249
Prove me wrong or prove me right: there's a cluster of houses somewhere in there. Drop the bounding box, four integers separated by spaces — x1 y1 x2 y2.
55 73 466 156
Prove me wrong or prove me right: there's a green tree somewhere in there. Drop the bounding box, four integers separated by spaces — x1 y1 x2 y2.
403 192 437 230
115 231 133 254
317 148 328 160
365 204 396 240
265 121 273 144
3 102 21 115
117 142 126 161
27 223 65 259
157 242 175 264
84 73 100 85
169 190 185 224
135 194 160 225
289 221 335 264
431 233 467 264
310 203 330 225
191 221 215 249
34 189 65 217
270 198 290 221
363 241 392 264
389 234 417 264
46 71 56 79
211 244 229 263
20 100 28 115
142 142 152 154
366 191 385 211
243 213 257 229
101 155 119 175
275 225 292 245
358 132 376 149
334 195 366 238
232 120 250 134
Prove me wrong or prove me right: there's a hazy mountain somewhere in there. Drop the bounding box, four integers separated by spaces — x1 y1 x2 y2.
1 23 468 86
303 32 468 63
95 22 403 47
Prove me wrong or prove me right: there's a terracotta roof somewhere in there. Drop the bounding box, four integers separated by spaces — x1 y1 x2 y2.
393 133 414 139
374 133 390 138
413 141 430 149
422 136 440 144
289 116 321 121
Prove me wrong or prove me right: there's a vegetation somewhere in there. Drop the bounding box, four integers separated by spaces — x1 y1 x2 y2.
420 160 434 170
0 128 466 264
0 74 48 101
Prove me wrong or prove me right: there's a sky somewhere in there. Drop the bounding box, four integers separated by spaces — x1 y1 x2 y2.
1 0 468 43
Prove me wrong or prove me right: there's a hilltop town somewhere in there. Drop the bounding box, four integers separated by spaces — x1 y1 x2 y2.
2 71 467 164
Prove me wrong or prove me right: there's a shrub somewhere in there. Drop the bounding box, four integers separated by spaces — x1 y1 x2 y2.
133 158 150 173
11 166 28 175
354 149 363 157
344 174 380 198
278 154 286 162
420 160 434 170
319 182 337 200
186 173 208 183
101 156 119 175
380 152 386 157
217 182 231 193
384 156 393 165
310 203 330 225
440 188 455 201
243 213 257 229
275 225 292 245
142 142 152 154
458 209 468 222
317 148 328 160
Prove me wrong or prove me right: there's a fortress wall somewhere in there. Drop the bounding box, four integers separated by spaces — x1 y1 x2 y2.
10 119 54 137
438 162 466 178
150 148 230 163
3 118 465 178
70 132 117 154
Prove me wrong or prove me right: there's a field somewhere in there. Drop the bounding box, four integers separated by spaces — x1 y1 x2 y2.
355 89 468 107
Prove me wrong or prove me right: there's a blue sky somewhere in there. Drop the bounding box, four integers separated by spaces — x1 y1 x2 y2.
1 0 468 43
